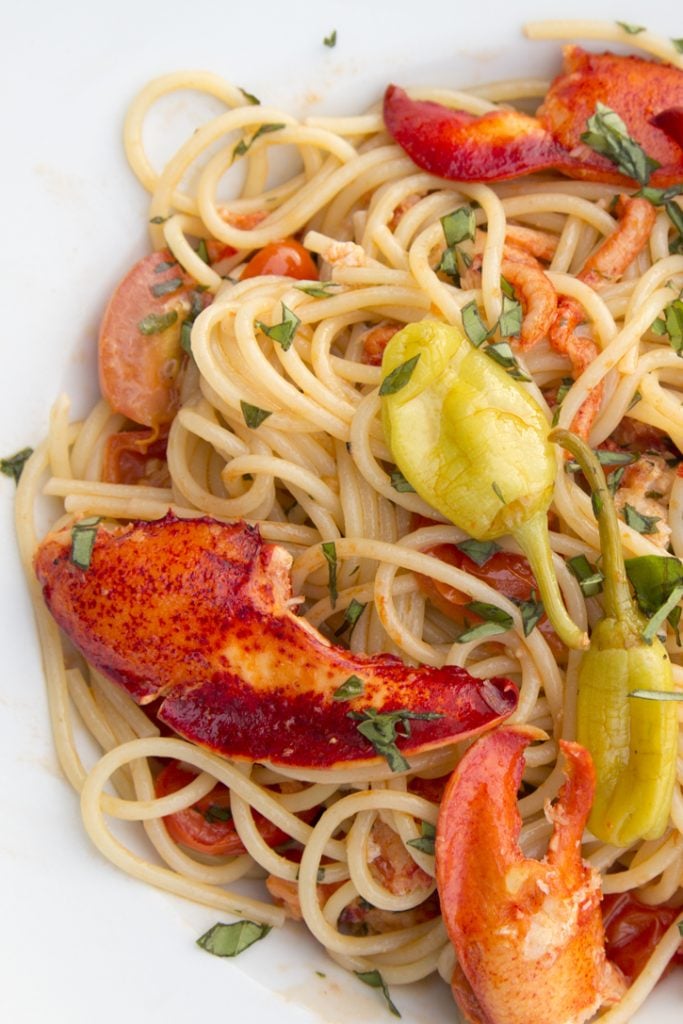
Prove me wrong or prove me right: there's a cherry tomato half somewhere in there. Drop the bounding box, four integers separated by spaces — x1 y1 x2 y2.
241 238 318 281
602 892 683 984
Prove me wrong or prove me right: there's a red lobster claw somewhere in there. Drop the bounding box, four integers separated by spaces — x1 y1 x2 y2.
435 726 625 1024
34 514 517 772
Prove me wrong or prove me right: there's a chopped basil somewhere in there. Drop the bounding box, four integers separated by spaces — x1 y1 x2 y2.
296 281 338 297
441 207 476 247
551 377 574 426
256 303 300 351
151 277 184 298
492 481 506 504
332 674 365 701
616 21 645 33
679 921 683 937
240 87 261 105
625 553 683 639
196 238 210 265
240 401 272 429
154 259 178 272
196 920 271 957
355 970 401 1018
484 341 530 381
637 184 683 206
233 123 286 159
465 601 514 629
0 446 33 483
390 469 416 493
461 301 491 347
180 289 208 357
623 503 660 534
334 598 367 638
628 688 683 700
347 707 443 773
497 290 523 339
581 102 660 185
641 582 683 644
457 620 510 643
672 38 683 53
607 466 626 497
204 804 232 823
149 215 169 224
322 541 338 606
653 295 683 354
406 821 436 856
70 516 101 571
627 390 642 411
138 310 179 335
456 539 501 566
517 594 544 636
567 554 604 597
323 29 337 47
379 354 420 395
566 448 638 472
435 245 460 283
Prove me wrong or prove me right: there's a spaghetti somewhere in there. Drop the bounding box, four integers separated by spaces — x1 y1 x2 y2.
15 19 683 1023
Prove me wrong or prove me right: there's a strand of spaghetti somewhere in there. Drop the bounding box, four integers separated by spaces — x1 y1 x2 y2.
43 477 174 503
345 810 436 911
525 20 683 66
601 833 683 893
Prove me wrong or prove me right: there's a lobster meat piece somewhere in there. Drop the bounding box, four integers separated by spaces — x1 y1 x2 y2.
384 47 683 185
33 514 517 771
435 726 625 1024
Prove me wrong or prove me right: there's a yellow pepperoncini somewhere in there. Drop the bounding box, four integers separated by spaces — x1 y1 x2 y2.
552 428 679 846
380 320 587 649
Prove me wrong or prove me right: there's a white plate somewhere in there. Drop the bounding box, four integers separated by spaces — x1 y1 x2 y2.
2 1 682 1021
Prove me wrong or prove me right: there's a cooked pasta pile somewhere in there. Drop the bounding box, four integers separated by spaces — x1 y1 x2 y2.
15 19 683 1023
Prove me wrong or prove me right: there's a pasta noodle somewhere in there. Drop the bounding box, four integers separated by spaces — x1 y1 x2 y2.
14 19 683 1022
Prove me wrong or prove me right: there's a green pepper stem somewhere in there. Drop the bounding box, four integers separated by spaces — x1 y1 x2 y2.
514 512 588 650
549 429 634 625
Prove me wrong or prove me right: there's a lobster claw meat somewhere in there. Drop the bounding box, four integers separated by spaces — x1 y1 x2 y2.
435 726 625 1024
384 46 683 185
33 513 517 771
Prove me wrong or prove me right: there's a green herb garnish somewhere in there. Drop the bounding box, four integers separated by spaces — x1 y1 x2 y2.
240 401 272 429
623 503 660 534
518 593 545 636
379 354 420 396
334 598 367 638
567 554 604 597
233 123 285 159
323 29 337 47
0 447 33 484
390 469 416 493
484 341 529 381
138 310 179 335
461 301 491 348
581 102 660 185
406 820 436 855
456 539 501 566
628 688 683 700
240 87 261 105
347 707 443 773
322 541 338 606
70 516 101 571
296 281 338 297
256 303 300 351
355 970 401 1018
616 21 645 33
332 675 365 701
196 921 271 957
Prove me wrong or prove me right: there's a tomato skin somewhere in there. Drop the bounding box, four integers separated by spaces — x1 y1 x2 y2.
602 892 683 984
101 430 168 486
99 249 209 430
155 760 291 857
415 535 564 660
240 238 318 281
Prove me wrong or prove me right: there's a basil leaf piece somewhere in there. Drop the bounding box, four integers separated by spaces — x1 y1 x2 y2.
656 295 683 354
567 554 604 597
637 184 683 206
333 598 367 638
0 446 33 484
406 821 436 855
323 29 337 47
196 921 271 957
607 465 626 497
456 539 501 566
623 503 660 534
70 516 102 571
355 970 401 1018
332 674 365 701
204 805 232 823
457 621 509 643
379 354 420 395
518 594 544 636
566 448 638 473
240 401 272 429
679 921 683 937
296 282 338 297
233 123 286 159
465 601 514 628
256 303 300 351
151 277 184 298
435 245 460 283
616 21 645 33
240 87 260 105
492 482 506 504
322 541 338 606
642 582 683 644
154 259 178 272
497 291 523 339
581 102 660 185
347 708 444 773
461 301 491 347
441 206 476 247
672 38 683 53
484 341 529 381
149 215 169 224
625 554 683 615
138 310 179 335
390 469 416 493
628 688 683 701
196 238 209 265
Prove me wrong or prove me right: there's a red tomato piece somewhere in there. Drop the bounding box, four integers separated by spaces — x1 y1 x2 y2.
99 249 210 430
101 429 168 486
241 238 318 280
602 892 683 985
154 760 290 857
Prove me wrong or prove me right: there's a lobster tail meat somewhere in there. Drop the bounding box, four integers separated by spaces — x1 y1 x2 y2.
34 514 517 771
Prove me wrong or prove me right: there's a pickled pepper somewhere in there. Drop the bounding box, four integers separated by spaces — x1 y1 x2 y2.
380 320 587 650
551 429 679 846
